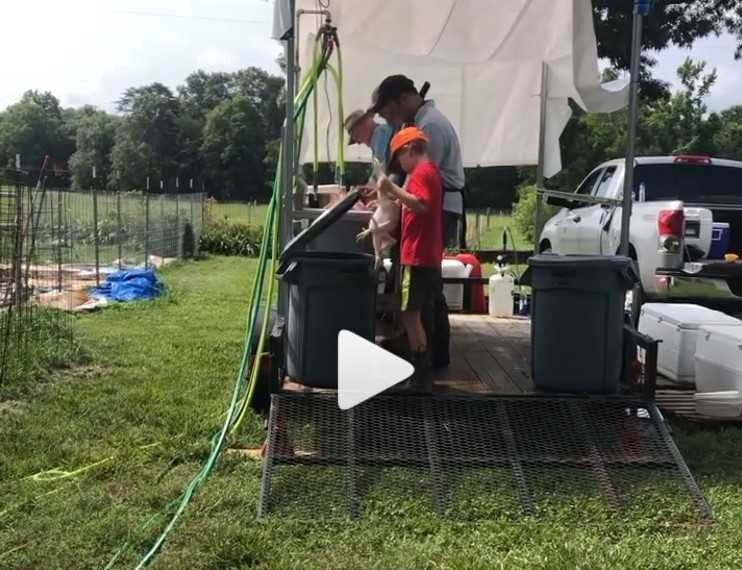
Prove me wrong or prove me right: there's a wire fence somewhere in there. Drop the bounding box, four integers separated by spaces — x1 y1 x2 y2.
51 189 205 274
0 176 205 388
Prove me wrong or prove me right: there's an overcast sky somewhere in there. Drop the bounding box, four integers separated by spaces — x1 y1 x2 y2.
2 0 740 113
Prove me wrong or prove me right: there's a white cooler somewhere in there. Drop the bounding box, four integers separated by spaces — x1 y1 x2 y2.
442 259 470 311
695 325 742 395
638 303 742 384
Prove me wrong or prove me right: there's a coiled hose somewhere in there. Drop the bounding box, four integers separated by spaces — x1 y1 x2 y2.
102 33 345 570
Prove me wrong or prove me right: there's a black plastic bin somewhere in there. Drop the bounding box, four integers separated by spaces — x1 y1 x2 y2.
523 254 637 394
277 189 377 389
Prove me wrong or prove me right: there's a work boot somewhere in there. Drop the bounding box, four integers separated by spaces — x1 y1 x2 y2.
389 349 433 394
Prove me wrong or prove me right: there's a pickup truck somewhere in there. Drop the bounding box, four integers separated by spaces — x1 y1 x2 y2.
539 155 742 322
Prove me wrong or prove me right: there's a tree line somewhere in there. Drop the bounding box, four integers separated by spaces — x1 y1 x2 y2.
0 0 741 205
0 68 284 200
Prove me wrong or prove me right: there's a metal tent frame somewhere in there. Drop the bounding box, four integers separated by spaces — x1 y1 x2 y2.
275 0 649 299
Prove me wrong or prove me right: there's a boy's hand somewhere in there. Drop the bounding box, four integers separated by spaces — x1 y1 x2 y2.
377 173 396 196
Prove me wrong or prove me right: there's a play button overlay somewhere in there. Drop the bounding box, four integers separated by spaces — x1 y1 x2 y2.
337 330 414 410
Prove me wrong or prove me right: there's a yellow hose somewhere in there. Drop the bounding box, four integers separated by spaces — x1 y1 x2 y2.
325 62 345 179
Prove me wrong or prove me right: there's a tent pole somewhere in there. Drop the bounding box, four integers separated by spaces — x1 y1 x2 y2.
620 0 649 256
278 0 296 319
534 61 548 254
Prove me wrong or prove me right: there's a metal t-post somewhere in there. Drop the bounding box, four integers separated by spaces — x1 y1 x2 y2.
278 1 296 320
620 1 650 256
534 62 549 254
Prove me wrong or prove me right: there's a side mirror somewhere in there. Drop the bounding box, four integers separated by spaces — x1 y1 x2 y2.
546 195 575 209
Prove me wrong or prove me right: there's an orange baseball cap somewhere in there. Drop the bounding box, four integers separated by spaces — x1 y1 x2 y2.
389 126 428 155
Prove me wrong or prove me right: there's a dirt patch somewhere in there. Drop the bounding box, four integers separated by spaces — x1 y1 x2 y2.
0 400 26 416
55 364 108 383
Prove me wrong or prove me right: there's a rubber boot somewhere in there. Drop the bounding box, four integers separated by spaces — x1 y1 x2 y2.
389 349 432 394
408 349 433 393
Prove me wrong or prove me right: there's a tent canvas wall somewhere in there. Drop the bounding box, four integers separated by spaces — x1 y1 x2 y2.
273 0 630 178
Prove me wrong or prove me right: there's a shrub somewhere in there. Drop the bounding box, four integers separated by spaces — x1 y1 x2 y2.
199 221 265 257
511 184 558 246
182 221 196 259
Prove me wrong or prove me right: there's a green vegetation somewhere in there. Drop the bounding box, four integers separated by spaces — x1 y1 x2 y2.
199 221 265 257
0 307 88 389
0 256 740 569
512 184 558 247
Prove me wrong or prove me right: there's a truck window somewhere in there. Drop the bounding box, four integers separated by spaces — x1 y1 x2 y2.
634 163 742 203
575 169 603 196
593 166 617 198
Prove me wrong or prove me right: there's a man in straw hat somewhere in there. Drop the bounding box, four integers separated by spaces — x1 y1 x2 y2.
344 108 397 184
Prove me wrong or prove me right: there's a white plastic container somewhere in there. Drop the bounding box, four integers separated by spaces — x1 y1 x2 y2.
695 324 742 395
488 268 515 318
376 259 471 311
638 303 742 384
442 259 467 311
693 391 742 418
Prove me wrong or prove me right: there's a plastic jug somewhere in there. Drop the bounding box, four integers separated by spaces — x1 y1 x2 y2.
489 266 515 318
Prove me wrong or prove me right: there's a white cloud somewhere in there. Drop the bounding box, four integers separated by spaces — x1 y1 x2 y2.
0 0 280 112
653 33 741 110
196 48 241 70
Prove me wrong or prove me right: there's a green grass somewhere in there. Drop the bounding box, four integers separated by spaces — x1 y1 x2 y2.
5 257 740 569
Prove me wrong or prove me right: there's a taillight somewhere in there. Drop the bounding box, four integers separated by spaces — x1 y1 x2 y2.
657 209 684 252
673 155 712 165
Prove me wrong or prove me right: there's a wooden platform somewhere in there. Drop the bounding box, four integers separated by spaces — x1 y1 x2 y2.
436 314 533 394
283 313 741 424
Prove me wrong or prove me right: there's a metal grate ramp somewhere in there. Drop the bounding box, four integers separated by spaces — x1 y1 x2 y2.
259 393 713 522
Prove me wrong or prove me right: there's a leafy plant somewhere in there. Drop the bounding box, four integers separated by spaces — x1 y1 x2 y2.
512 184 558 245
199 221 264 257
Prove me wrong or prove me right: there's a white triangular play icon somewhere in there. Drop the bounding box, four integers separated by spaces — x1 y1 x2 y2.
337 329 414 410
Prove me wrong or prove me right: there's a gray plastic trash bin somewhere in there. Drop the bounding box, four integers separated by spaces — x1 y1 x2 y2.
277 189 377 389
524 254 637 394
294 208 374 255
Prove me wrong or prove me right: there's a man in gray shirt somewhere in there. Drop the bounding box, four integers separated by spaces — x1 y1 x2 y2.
368 74 467 250
368 75 467 369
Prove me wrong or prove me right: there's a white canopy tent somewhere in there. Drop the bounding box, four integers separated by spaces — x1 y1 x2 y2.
272 0 630 178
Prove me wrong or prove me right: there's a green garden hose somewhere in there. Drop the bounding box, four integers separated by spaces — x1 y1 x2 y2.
228 146 283 437
102 32 345 570
312 37 320 186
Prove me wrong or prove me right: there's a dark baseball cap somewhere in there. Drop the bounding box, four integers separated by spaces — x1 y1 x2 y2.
367 74 417 113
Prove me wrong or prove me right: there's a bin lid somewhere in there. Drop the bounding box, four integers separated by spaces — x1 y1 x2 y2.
279 187 365 262
527 254 633 269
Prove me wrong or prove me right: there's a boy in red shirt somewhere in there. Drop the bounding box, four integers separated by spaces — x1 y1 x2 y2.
377 126 444 391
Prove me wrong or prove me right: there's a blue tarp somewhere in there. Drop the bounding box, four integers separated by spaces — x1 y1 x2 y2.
89 268 164 303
